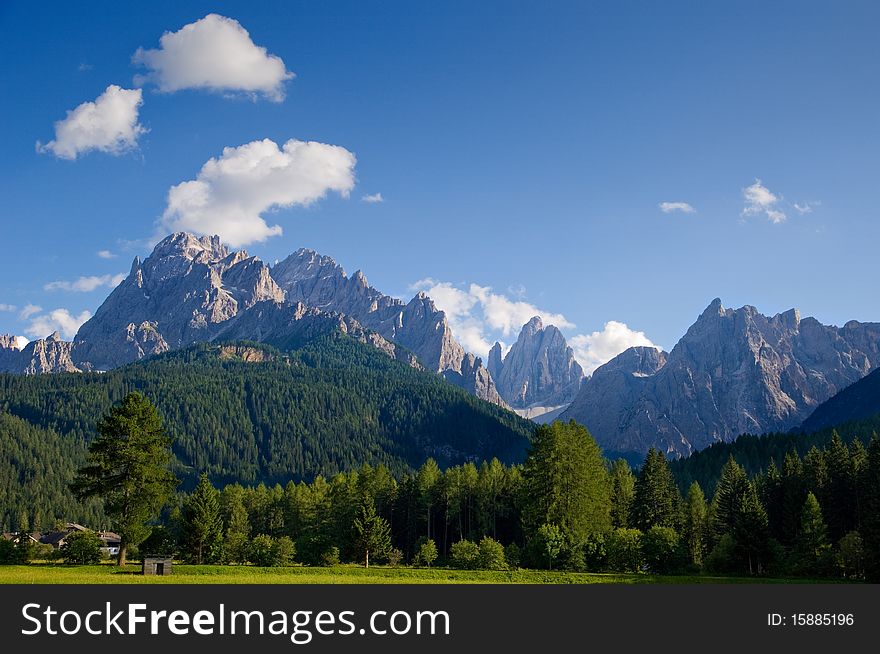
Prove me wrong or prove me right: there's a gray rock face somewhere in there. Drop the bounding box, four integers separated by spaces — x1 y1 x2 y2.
73 232 285 370
0 332 81 374
272 248 504 404
490 317 584 409
65 233 494 402
561 299 880 456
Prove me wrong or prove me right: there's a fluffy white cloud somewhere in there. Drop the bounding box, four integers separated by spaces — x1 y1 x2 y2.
96 249 117 259
25 308 92 340
19 304 42 320
569 321 659 376
742 179 786 224
14 336 29 349
0 303 15 312
37 85 146 160
161 138 356 247
44 273 126 293
659 201 695 214
410 278 574 359
361 193 384 203
133 14 294 101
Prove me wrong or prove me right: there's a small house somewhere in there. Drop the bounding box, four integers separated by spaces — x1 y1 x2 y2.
142 557 173 576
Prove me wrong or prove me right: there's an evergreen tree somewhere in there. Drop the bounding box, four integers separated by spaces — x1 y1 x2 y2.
181 473 224 564
824 432 855 542
610 459 636 528
682 482 708 566
70 393 178 566
521 421 611 551
802 446 829 504
711 456 750 543
353 495 391 568
759 459 784 542
793 492 832 576
860 437 880 581
780 450 805 545
631 449 680 532
732 482 770 575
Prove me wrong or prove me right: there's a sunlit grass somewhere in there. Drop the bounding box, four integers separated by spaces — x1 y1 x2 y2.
0 563 834 584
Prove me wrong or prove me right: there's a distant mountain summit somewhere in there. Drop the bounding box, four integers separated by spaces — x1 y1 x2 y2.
72 232 285 370
488 316 583 413
561 298 880 456
271 247 504 404
3 232 502 404
0 331 79 374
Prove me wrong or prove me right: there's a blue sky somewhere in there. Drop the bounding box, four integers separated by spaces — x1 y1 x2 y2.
1 1 878 371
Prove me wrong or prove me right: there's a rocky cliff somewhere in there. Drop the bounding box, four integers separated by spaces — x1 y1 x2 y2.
489 317 584 410
272 248 504 404
72 232 285 370
0 332 80 374
561 299 880 456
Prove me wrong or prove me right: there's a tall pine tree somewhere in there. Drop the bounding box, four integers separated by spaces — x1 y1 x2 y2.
631 448 680 532
181 473 224 564
70 393 178 566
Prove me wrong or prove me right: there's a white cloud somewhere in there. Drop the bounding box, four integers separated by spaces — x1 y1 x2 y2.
14 336 29 349
0 303 15 312
19 304 42 320
133 14 294 102
569 321 660 376
25 308 92 340
410 278 574 359
36 85 146 160
659 201 695 214
361 193 384 203
97 249 117 259
742 179 786 224
44 273 126 293
160 138 356 247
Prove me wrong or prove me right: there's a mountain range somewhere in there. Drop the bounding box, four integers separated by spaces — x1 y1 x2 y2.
3 232 880 459
561 298 880 456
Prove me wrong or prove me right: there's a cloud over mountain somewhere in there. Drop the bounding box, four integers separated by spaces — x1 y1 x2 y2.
160 138 356 247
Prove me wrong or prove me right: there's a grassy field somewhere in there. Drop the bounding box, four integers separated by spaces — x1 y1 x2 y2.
0 563 835 584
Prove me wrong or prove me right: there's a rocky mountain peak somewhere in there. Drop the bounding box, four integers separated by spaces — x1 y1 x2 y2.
562 300 880 457
153 232 229 262
522 316 544 336
492 317 584 410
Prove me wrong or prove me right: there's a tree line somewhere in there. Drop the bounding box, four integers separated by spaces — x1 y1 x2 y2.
0 335 532 530
13 392 878 580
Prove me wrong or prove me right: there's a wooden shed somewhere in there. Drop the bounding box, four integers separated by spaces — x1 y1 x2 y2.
142 557 173 575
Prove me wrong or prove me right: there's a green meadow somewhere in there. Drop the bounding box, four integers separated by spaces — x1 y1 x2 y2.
0 564 835 585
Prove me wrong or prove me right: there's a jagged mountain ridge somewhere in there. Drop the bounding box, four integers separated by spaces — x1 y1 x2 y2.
0 332 79 375
270 247 504 404
7 233 501 404
561 298 880 456
488 316 584 411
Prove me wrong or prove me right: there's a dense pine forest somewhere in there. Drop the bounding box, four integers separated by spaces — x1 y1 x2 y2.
141 424 878 579
0 334 532 529
670 414 880 495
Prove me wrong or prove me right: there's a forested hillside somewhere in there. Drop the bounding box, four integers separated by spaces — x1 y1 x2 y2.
801 368 880 434
670 414 880 496
0 333 533 530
